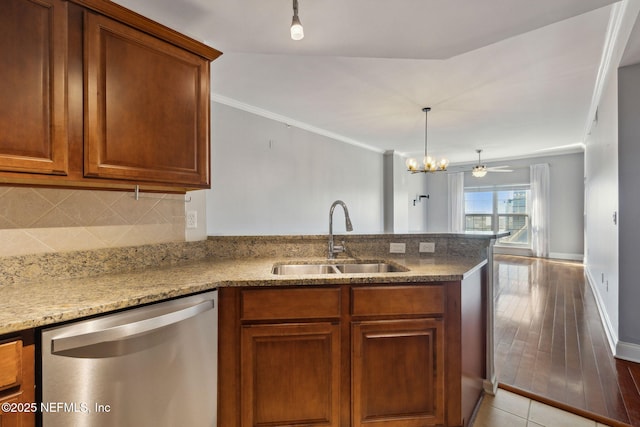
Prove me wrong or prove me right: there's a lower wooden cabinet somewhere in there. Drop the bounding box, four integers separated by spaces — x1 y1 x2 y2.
0 333 35 427
352 319 444 427
241 322 341 427
219 280 483 427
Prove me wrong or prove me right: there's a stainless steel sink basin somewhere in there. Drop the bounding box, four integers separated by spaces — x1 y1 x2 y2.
272 264 340 275
335 263 403 273
272 261 408 275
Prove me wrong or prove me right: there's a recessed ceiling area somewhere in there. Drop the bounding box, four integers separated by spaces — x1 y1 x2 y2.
113 0 629 164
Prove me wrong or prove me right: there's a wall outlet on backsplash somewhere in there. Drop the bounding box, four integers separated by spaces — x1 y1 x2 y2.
389 243 406 254
186 211 198 229
419 242 435 253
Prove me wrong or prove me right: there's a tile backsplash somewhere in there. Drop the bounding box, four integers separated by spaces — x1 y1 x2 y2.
0 187 186 257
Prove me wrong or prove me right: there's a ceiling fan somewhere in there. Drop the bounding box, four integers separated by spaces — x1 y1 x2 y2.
471 149 513 177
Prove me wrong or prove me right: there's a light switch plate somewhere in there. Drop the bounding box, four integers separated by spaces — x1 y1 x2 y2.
419 242 435 253
389 243 406 254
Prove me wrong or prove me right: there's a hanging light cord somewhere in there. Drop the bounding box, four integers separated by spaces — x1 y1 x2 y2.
293 0 299 18
423 107 431 159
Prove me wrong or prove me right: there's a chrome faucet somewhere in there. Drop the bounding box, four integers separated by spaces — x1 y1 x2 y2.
328 200 353 259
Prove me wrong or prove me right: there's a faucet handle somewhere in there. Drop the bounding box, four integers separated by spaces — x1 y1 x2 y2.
333 240 347 254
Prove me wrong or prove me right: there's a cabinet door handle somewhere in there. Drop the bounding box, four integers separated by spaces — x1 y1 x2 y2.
51 300 214 353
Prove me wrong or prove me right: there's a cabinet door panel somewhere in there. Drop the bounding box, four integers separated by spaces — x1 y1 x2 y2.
0 0 68 175
0 393 22 427
241 323 340 427
84 12 210 187
352 319 445 427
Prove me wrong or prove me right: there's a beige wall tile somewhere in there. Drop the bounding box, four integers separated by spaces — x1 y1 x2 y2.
0 187 186 257
0 229 55 256
0 188 55 228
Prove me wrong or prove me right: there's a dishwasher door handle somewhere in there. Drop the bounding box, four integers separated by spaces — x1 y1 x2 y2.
51 299 215 353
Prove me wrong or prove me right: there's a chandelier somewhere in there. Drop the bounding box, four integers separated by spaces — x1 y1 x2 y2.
406 107 449 173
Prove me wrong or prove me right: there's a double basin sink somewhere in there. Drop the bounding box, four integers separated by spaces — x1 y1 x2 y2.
272 261 408 275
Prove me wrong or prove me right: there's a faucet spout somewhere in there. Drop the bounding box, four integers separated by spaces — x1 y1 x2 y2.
328 200 353 259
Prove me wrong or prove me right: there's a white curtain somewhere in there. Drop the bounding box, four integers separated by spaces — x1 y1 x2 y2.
448 172 465 233
530 163 550 257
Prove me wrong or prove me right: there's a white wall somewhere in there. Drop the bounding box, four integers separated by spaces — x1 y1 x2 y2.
583 1 640 361
584 72 619 346
206 103 385 235
425 173 449 232
424 153 585 259
618 62 640 349
406 172 428 232
384 152 429 233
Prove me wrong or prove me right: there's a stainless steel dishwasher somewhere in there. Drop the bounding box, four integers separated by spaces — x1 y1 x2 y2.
41 290 217 427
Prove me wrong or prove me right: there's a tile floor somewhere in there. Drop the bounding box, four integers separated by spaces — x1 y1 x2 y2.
472 388 611 427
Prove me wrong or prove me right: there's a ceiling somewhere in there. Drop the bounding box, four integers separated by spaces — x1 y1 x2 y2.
113 0 626 164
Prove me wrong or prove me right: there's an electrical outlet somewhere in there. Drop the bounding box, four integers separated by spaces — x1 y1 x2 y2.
389 243 406 254
419 242 435 253
186 211 197 229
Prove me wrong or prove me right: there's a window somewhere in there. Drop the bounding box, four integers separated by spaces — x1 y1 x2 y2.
464 186 530 245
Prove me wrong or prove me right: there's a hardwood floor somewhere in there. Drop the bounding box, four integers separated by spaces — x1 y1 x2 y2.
493 255 640 427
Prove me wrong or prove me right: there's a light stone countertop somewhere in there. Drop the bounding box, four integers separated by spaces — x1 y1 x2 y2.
0 255 486 336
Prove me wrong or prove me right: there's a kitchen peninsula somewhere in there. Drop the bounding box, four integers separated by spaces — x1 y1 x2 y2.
0 233 505 427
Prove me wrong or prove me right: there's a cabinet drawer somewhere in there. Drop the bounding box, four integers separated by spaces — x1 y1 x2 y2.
351 285 444 317
0 340 22 392
241 288 341 321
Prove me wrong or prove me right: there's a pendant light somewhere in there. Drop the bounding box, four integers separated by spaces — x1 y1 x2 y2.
291 0 304 40
406 107 449 173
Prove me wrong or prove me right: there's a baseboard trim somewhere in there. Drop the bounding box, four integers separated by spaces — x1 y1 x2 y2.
585 267 618 356
493 246 532 257
493 247 583 261
616 341 640 363
549 252 584 261
483 376 498 396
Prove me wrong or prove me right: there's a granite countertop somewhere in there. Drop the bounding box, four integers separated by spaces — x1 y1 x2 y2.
0 254 486 336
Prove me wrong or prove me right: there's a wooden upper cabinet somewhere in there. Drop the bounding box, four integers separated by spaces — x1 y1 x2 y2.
83 12 210 187
0 0 220 190
0 0 69 175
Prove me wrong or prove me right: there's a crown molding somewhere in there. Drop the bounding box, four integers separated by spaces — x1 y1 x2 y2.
211 93 385 154
583 0 640 139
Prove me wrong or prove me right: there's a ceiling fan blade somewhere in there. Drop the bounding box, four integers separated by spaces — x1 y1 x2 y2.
488 169 513 173
487 165 511 170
